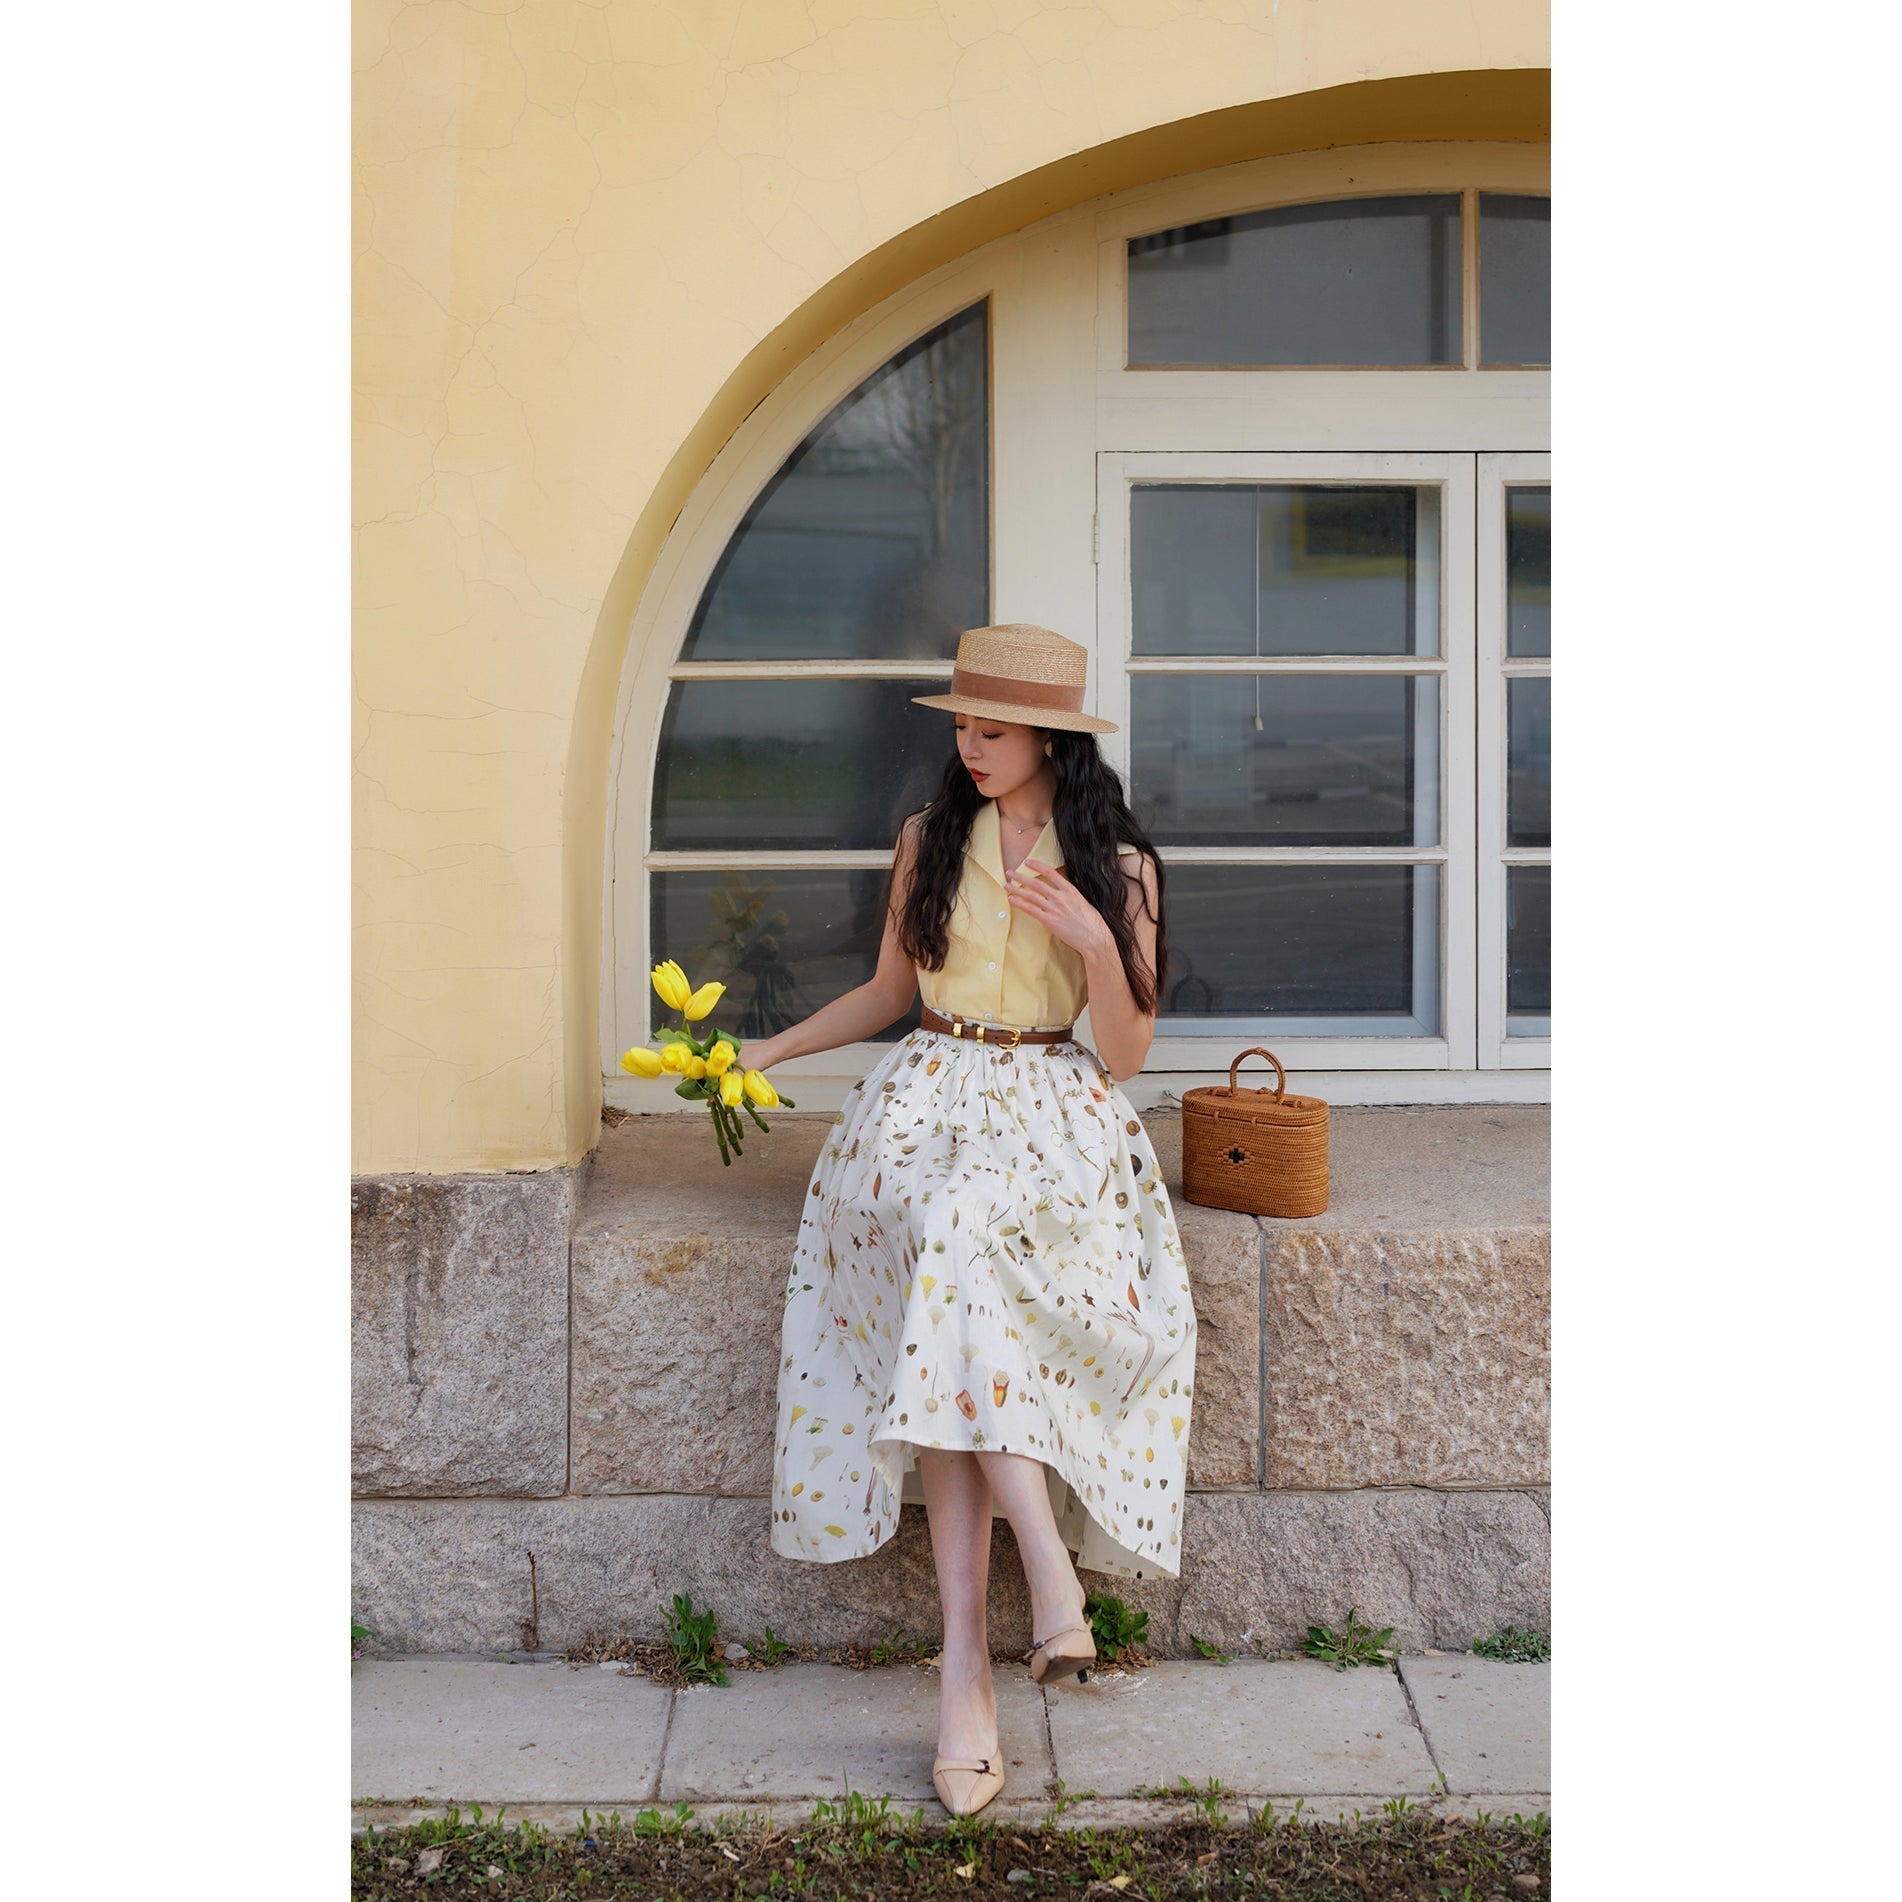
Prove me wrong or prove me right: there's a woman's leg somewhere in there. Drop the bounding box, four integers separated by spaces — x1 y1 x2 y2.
917 1448 999 1759
975 1449 1090 1650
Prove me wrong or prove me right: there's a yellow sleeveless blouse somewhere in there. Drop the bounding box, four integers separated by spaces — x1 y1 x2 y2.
915 798 1140 1031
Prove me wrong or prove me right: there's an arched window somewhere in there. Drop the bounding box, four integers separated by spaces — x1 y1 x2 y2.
611 147 1550 1103
647 302 988 1039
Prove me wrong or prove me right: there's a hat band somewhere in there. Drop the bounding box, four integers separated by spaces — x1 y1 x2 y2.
948 666 1085 713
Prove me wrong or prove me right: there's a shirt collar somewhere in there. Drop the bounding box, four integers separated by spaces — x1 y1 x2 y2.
971 797 1061 889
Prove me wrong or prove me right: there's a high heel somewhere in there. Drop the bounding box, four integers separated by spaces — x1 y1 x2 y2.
1022 1622 1097 1686
931 1751 1005 1817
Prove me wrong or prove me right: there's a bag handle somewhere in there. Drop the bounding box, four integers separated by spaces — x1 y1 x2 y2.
1227 1046 1287 1100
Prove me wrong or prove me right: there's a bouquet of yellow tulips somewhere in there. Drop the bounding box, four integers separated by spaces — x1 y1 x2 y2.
619 959 795 1165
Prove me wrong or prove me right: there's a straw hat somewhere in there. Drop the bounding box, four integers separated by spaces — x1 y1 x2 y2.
911 623 1118 734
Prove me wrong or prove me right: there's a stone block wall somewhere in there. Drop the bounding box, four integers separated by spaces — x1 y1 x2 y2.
351 1109 1550 1656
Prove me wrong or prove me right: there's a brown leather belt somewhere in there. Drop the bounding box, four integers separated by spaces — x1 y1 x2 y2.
918 1005 1075 1048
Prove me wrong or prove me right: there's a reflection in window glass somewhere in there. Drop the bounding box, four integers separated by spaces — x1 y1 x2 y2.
1131 485 1439 657
1480 194 1551 366
653 868 925 1041
1507 677 1550 849
1507 865 1551 1020
1159 864 1440 1032
680 303 989 660
1132 673 1438 848
653 679 951 851
1506 486 1551 656
1128 195 1462 365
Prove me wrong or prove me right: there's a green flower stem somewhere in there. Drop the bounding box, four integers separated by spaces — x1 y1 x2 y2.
708 1095 731 1165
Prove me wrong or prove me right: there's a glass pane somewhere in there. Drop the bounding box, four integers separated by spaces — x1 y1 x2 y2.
653 679 949 850
1480 194 1551 366
1506 486 1551 657
1128 195 1462 365
680 303 988 660
1131 484 1439 657
1507 678 1550 849
1132 673 1439 848
1159 864 1440 1034
1507 865 1551 1020
652 868 924 1042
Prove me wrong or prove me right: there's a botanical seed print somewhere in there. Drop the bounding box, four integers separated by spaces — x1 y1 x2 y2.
770 1030 1197 1580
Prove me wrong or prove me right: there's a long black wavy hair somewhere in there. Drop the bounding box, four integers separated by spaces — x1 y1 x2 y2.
892 727 1168 1014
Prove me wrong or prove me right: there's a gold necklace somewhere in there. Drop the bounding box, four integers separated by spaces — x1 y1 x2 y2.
1000 808 1051 837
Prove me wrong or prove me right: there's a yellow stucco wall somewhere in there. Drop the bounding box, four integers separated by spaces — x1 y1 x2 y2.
353 0 1549 1174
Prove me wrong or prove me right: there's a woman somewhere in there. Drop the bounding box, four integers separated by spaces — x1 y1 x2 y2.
743 623 1198 1818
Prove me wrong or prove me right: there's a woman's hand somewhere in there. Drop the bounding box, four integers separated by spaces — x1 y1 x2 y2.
742 1032 786 1073
1004 857 1116 959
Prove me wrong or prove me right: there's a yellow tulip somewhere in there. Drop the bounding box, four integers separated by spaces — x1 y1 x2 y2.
683 980 726 1022
685 1054 708 1080
650 959 692 1012
619 1046 664 1078
705 1040 736 1076
659 1041 691 1074
742 1068 780 1108
719 1070 743 1107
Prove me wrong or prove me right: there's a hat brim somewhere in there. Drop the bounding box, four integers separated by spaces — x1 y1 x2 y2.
911 691 1117 734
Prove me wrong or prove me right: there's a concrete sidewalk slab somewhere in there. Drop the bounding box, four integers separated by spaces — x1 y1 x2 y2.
1398 1655 1549 1794
1045 1658 1436 1797
351 1654 1551 1825
658 1662 1051 1803
353 1660 670 1806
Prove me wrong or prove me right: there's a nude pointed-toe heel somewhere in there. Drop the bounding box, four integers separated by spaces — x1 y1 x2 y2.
1022 1622 1097 1686
932 1752 1005 1817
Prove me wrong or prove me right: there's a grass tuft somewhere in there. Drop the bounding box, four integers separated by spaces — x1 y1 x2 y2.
867 1626 932 1667
1474 1624 1552 1662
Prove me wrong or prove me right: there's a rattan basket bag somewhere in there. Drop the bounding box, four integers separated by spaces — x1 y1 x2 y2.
1181 1047 1330 1218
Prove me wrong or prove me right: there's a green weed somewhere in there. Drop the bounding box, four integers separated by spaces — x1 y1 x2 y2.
810 1780 915 1834
868 1626 931 1666
1252 1794 1309 1831
1043 1774 1097 1824
745 1622 793 1664
1473 1624 1552 1662
1175 1772 1231 1827
629 1801 695 1835
1302 1606 1397 1670
1084 1589 1148 1660
662 1591 730 1686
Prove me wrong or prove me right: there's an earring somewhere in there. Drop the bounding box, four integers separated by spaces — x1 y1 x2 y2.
1043 738 1054 757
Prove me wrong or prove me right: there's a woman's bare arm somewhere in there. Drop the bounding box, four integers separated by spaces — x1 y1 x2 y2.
1076 852 1162 1082
740 816 923 1071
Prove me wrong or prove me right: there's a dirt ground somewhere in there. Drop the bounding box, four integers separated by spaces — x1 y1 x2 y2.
351 1802 1552 1899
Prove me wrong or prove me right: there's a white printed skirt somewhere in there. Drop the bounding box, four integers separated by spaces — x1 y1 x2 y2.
769 1027 1198 1580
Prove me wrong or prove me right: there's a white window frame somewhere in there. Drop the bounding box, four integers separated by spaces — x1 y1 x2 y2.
1478 452 1552 1067
1094 450 1478 1074
603 141 1549 1110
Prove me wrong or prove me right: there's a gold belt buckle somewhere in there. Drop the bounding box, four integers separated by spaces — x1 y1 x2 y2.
948 1014 1018 1048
